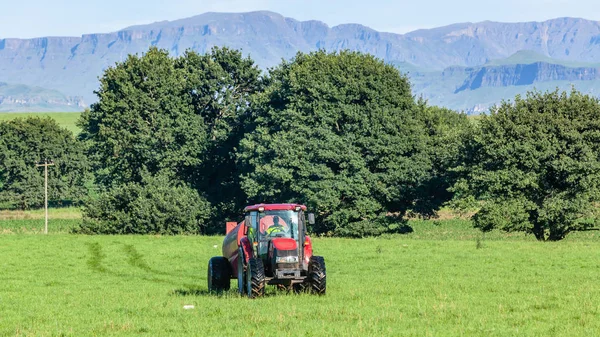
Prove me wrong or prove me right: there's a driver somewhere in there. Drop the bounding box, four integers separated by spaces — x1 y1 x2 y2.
266 215 287 236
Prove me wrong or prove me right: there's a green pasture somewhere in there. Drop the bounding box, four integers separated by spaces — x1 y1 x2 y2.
0 207 82 221
0 111 483 136
0 112 82 134
1 218 599 336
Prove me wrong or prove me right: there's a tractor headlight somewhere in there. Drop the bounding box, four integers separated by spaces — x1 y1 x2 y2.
276 256 299 263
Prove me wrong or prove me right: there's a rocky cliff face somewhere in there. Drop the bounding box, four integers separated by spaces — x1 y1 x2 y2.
1 11 600 112
405 18 600 67
455 62 600 92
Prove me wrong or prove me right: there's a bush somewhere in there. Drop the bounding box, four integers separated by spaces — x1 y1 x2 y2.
0 117 90 209
76 172 211 235
452 89 600 241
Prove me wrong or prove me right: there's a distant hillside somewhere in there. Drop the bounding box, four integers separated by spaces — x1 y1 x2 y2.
485 50 600 68
0 112 81 133
455 62 600 92
406 63 600 113
0 83 85 112
1 11 600 113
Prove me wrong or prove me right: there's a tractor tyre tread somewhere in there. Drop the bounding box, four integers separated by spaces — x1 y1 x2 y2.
208 256 231 292
247 258 266 298
308 256 326 295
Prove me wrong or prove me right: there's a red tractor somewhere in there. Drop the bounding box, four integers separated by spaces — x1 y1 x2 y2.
207 203 326 298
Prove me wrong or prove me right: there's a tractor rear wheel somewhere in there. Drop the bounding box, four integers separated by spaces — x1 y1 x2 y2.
307 256 326 295
207 256 231 292
246 258 266 298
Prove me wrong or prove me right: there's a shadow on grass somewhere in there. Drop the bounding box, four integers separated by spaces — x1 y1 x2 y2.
172 287 213 297
171 285 240 297
172 284 311 298
391 224 414 234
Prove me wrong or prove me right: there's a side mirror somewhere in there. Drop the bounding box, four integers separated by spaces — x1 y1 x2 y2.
308 213 315 225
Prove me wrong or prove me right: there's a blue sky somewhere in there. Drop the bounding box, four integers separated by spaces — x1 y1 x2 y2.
1 0 598 38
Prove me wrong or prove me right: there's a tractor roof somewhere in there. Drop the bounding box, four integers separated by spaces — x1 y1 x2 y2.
244 203 307 212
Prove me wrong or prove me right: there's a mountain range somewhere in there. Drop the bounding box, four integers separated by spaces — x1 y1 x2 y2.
1 11 600 113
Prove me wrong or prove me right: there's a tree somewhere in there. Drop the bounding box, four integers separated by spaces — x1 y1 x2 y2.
76 171 211 235
0 117 90 209
412 102 473 217
451 89 600 241
177 48 262 231
239 50 433 236
78 47 206 188
78 46 262 233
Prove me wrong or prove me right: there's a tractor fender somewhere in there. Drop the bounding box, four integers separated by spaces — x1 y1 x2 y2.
230 236 254 278
239 236 254 264
303 235 313 266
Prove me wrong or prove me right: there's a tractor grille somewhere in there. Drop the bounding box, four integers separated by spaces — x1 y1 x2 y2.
277 249 296 257
276 249 299 270
277 262 300 270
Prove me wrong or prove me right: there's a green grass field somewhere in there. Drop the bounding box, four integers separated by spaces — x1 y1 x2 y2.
0 112 82 134
0 207 82 221
1 218 599 336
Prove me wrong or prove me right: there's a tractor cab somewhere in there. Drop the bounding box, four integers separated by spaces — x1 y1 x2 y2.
246 207 302 253
243 204 313 277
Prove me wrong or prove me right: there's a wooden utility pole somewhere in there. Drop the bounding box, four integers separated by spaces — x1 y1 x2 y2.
35 160 54 234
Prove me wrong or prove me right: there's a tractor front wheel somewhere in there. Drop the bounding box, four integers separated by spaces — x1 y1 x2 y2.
307 256 326 295
246 258 266 298
207 256 231 292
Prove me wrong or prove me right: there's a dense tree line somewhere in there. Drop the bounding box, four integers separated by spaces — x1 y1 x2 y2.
73 48 470 236
2 47 599 240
